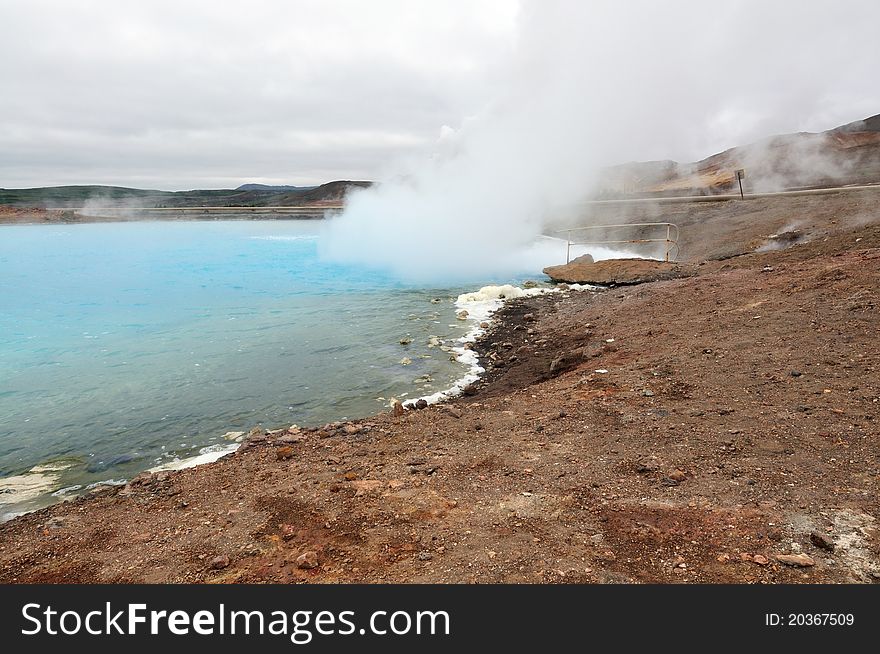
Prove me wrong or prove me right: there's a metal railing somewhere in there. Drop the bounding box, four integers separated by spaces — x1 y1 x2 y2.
554 222 680 263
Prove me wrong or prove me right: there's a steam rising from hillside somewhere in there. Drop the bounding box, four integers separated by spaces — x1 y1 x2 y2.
321 0 880 280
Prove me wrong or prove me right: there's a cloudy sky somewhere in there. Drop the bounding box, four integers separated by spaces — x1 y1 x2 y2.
0 0 517 189
1 0 878 190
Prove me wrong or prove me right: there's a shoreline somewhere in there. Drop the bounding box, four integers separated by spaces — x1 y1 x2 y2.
0 283 568 523
0 215 330 226
0 206 338 225
0 281 559 520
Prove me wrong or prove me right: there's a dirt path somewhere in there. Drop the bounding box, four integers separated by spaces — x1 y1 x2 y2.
0 221 878 584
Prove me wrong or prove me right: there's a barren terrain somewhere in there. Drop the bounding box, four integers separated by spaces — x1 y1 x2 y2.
1 192 877 584
594 113 880 196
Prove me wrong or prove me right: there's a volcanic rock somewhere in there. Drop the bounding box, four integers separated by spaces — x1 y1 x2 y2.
296 551 319 569
209 555 230 570
776 553 816 567
810 532 835 552
543 258 695 285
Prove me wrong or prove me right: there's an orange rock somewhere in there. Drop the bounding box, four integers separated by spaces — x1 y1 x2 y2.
775 553 815 567
276 446 295 460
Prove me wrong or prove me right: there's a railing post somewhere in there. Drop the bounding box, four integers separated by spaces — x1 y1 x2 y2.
665 224 671 262
553 222 678 264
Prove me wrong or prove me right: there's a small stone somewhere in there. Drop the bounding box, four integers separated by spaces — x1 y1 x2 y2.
456 310 469 320
296 551 319 569
415 399 429 410
399 338 412 345
399 357 412 365
343 471 358 481
479 322 490 329
810 532 835 552
443 406 462 419
209 555 230 570
523 313 537 323
775 553 815 567
753 554 769 565
417 551 433 561
642 389 655 397
276 446 295 460
790 370 803 378
281 524 296 541
343 424 360 435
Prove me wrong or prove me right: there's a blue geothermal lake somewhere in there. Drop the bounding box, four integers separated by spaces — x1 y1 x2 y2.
0 220 535 517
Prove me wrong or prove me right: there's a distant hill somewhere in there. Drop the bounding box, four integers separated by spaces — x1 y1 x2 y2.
595 113 880 197
235 183 315 192
835 113 880 133
0 180 373 209
284 180 372 204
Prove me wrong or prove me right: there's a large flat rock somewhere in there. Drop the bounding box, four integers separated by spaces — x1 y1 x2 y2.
543 257 695 285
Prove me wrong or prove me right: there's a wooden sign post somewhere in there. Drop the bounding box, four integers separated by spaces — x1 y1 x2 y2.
735 169 746 199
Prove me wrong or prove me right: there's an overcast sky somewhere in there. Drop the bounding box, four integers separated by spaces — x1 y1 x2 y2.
1 0 878 190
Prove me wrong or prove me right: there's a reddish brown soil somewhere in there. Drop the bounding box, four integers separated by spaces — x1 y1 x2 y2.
1 212 877 584
0 206 79 223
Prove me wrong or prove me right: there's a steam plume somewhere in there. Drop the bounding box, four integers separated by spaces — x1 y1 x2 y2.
321 0 880 281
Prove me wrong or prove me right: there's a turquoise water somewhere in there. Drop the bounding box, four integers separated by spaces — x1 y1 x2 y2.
0 220 516 517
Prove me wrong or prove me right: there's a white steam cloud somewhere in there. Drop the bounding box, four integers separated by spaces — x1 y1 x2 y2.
320 0 880 281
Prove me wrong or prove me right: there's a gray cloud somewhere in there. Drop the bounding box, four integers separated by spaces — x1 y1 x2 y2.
0 0 516 188
1 0 878 192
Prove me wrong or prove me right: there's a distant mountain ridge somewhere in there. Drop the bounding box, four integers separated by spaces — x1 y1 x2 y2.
596 113 880 197
0 180 373 209
235 183 316 192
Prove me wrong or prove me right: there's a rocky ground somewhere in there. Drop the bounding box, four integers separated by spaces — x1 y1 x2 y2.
0 206 81 223
0 195 878 584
